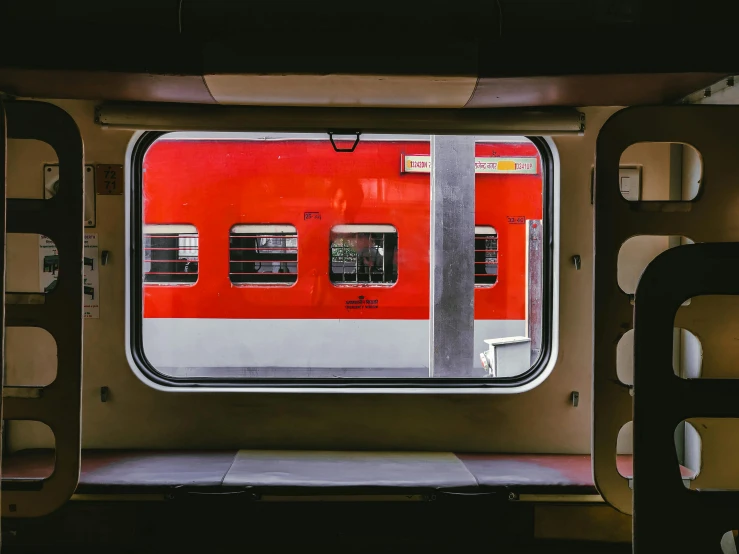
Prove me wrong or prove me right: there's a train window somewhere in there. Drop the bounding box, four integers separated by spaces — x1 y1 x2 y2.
143 224 198 284
131 131 554 387
229 225 298 285
474 226 498 287
329 225 398 285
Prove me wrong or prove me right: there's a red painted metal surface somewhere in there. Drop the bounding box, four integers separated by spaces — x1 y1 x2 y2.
142 139 542 320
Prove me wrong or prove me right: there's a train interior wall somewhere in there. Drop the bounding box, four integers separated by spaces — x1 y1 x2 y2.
4 100 599 454
3 101 735 479
5 98 739 550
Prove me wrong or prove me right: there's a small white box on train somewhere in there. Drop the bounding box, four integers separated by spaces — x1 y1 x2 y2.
480 336 532 378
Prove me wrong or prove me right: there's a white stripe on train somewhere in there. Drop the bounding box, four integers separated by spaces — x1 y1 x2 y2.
143 319 526 376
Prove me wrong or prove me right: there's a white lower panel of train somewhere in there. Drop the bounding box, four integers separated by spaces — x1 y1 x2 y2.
143 319 528 378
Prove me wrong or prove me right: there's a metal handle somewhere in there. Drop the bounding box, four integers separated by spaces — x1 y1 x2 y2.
328 131 361 153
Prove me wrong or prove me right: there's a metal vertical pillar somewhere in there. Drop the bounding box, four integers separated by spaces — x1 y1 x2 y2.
429 135 475 377
526 219 543 365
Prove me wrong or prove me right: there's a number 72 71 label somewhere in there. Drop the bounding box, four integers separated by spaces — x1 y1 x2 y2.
95 164 124 195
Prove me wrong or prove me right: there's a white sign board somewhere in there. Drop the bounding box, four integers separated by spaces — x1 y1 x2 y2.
43 164 96 227
39 233 99 319
401 155 538 175
619 166 642 201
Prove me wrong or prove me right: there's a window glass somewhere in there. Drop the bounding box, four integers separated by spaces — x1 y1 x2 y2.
143 225 198 284
230 225 298 285
475 226 498 287
330 225 398 285
135 133 548 382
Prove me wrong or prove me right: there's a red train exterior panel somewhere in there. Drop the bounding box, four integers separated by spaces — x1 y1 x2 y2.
142 138 542 322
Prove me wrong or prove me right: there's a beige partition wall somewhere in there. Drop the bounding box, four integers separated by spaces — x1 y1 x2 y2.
2 101 84 517
593 106 739 516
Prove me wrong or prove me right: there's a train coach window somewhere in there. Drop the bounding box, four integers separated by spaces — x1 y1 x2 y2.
229 225 298 285
475 226 498 287
143 225 198 284
131 131 554 387
329 225 398 285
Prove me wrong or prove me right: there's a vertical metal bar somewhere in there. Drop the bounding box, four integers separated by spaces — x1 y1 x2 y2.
526 220 544 365
341 238 345 281
429 135 475 377
381 234 386 282
354 234 358 280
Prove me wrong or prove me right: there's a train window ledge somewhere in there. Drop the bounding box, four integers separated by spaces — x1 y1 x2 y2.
126 131 559 393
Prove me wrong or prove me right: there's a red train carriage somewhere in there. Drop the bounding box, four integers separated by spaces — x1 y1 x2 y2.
141 136 543 376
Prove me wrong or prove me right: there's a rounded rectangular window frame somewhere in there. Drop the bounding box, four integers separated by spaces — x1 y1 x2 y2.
229 224 299 287
142 223 199 286
474 225 499 289
125 131 559 393
329 224 398 288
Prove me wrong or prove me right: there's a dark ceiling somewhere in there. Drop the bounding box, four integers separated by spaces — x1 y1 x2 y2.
0 0 733 106
0 0 734 76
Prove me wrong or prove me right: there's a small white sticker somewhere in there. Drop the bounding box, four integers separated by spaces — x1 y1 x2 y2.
39 233 99 319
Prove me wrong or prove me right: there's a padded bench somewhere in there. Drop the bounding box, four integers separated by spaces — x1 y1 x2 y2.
1 449 697 499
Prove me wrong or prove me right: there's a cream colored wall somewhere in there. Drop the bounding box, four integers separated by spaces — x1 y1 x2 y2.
2 101 708 462
1 100 608 453
621 141 672 201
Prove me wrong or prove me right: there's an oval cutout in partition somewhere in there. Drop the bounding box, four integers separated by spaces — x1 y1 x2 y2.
673 295 739 379
680 421 702 480
7 233 59 294
678 418 739 490
7 139 57 199
619 142 701 201
5 327 57 387
616 420 701 485
617 235 694 295
616 330 634 386
678 329 703 380
616 421 633 478
2 420 55 480
616 328 701 386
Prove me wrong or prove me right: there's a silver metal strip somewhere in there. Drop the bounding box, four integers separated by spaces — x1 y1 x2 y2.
527 220 544 364
429 135 476 377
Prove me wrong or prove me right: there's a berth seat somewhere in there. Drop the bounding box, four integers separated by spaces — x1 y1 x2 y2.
1 449 697 498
